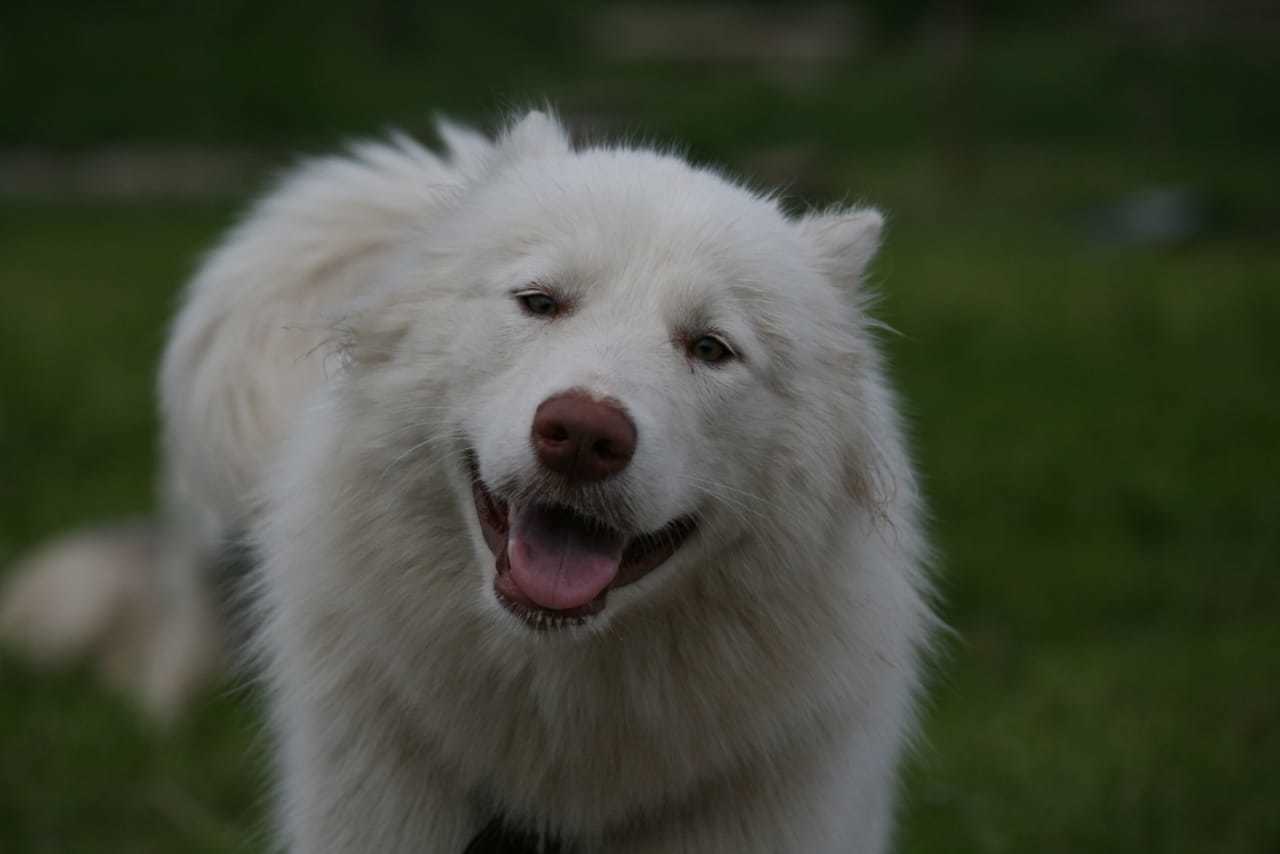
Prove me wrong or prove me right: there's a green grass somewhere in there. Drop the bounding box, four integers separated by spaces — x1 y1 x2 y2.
3 146 1276 852
882 176 1280 853
2 16 1279 854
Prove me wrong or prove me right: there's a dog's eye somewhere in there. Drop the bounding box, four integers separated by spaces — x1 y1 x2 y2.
688 334 734 364
516 291 559 317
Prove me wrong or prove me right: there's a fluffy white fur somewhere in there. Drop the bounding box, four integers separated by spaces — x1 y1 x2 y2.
1 110 933 852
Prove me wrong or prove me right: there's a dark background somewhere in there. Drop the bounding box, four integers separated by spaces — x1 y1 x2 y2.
1 2 1277 851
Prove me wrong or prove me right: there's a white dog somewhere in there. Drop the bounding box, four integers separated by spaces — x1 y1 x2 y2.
1 111 934 853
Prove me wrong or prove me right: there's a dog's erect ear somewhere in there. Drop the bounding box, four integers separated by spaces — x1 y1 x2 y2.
498 110 572 160
796 207 885 290
437 110 571 181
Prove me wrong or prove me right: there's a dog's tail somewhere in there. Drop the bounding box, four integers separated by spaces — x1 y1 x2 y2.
0 519 222 721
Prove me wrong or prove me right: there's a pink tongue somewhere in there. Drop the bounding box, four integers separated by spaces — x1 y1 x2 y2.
507 504 625 611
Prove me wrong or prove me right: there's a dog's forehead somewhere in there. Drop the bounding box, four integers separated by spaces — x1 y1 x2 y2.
497 151 785 254
512 152 796 289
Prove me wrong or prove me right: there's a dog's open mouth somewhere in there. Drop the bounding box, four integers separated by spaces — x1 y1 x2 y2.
467 453 696 630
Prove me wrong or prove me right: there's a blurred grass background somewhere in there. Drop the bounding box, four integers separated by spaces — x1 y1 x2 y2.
1 1 1278 852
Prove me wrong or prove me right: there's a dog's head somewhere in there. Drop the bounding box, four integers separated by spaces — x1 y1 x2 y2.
350 112 886 633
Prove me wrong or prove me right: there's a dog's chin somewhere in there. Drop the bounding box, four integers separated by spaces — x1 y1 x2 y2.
465 452 697 632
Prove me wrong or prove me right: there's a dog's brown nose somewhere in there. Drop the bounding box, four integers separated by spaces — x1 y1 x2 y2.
532 391 636 482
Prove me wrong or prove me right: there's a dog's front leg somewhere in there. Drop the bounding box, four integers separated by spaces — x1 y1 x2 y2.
272 676 478 853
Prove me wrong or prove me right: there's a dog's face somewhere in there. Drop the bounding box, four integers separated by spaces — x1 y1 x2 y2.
362 116 883 633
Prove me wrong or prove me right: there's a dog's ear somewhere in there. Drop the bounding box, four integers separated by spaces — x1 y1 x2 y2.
334 302 413 371
498 109 572 160
437 110 570 181
796 207 884 290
